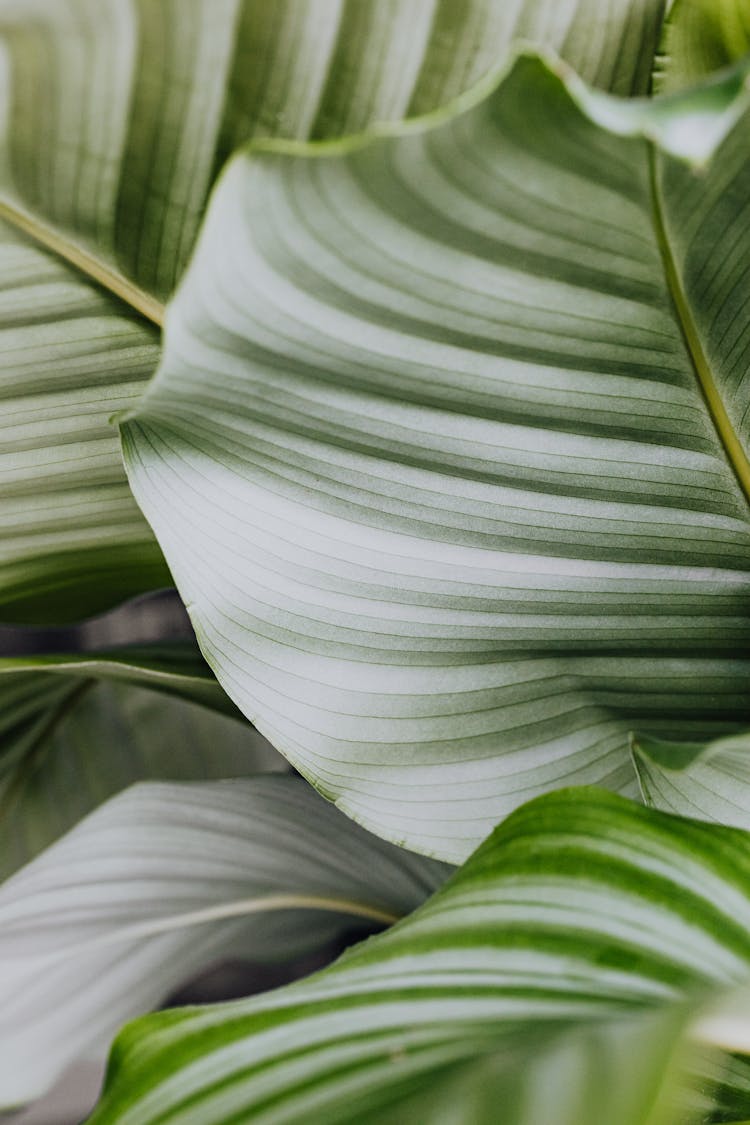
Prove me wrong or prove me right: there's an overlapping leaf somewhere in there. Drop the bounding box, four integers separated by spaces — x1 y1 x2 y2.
121 54 750 861
0 775 449 1107
88 789 750 1125
656 0 750 92
0 221 165 622
0 643 282 877
0 0 666 295
0 0 667 622
633 729 750 829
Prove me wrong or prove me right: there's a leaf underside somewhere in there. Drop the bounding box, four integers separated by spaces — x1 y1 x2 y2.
122 54 750 861
0 0 666 622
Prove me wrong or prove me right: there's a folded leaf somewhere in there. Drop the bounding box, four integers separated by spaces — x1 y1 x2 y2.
0 221 164 622
655 0 750 93
0 0 666 621
0 775 449 1107
121 53 750 861
0 0 666 296
633 730 750 829
89 789 750 1125
0 643 283 877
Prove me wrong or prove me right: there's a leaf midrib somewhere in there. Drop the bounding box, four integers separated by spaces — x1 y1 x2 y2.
0 199 165 327
647 143 750 509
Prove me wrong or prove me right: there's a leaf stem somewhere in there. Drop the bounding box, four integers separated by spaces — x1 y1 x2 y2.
41 895 401 961
0 199 164 327
647 143 750 507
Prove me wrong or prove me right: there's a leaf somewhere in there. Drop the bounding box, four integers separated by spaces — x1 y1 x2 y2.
0 221 164 622
0 775 450 1107
632 729 750 829
120 52 750 862
88 789 750 1125
0 0 666 297
0 643 284 877
0 0 667 623
655 0 750 93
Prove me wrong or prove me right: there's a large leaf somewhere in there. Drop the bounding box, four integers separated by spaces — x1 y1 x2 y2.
0 0 666 297
120 54 750 862
0 643 283 877
88 789 750 1125
0 0 667 624
0 775 449 1107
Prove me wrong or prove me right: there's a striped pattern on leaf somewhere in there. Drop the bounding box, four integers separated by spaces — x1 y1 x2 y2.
633 729 750 830
122 54 750 861
0 0 665 621
89 789 750 1125
0 0 666 296
0 775 449 1107
0 644 282 878
0 221 164 622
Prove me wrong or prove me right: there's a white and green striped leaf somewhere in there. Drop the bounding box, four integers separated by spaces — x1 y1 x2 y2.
0 0 666 297
633 729 750 829
0 221 164 622
0 643 283 877
0 0 666 622
120 53 750 862
0 775 449 1108
88 789 750 1125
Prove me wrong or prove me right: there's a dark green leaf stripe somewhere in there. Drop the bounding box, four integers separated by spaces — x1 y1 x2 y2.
0 221 165 622
0 0 665 621
122 55 750 860
0 644 282 878
88 789 750 1124
0 775 449 1106
0 0 665 296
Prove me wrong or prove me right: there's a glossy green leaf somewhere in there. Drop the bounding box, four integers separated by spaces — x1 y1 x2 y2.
0 775 449 1108
655 0 750 93
0 643 283 877
0 0 666 622
121 53 750 862
88 789 750 1125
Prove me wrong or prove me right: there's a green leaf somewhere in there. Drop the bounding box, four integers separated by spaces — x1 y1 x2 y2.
0 0 667 622
0 0 666 297
632 729 750 829
88 789 750 1125
0 774 449 1108
655 0 750 93
0 643 283 877
0 221 165 622
120 52 750 862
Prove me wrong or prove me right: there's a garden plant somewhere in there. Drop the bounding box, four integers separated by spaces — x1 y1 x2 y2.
3 0 750 1121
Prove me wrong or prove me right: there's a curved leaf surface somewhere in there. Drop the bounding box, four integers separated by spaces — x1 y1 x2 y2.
122 54 750 861
0 644 282 877
655 0 750 93
89 789 750 1125
0 0 666 297
0 221 164 622
0 0 666 622
633 729 750 829
0 775 449 1107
